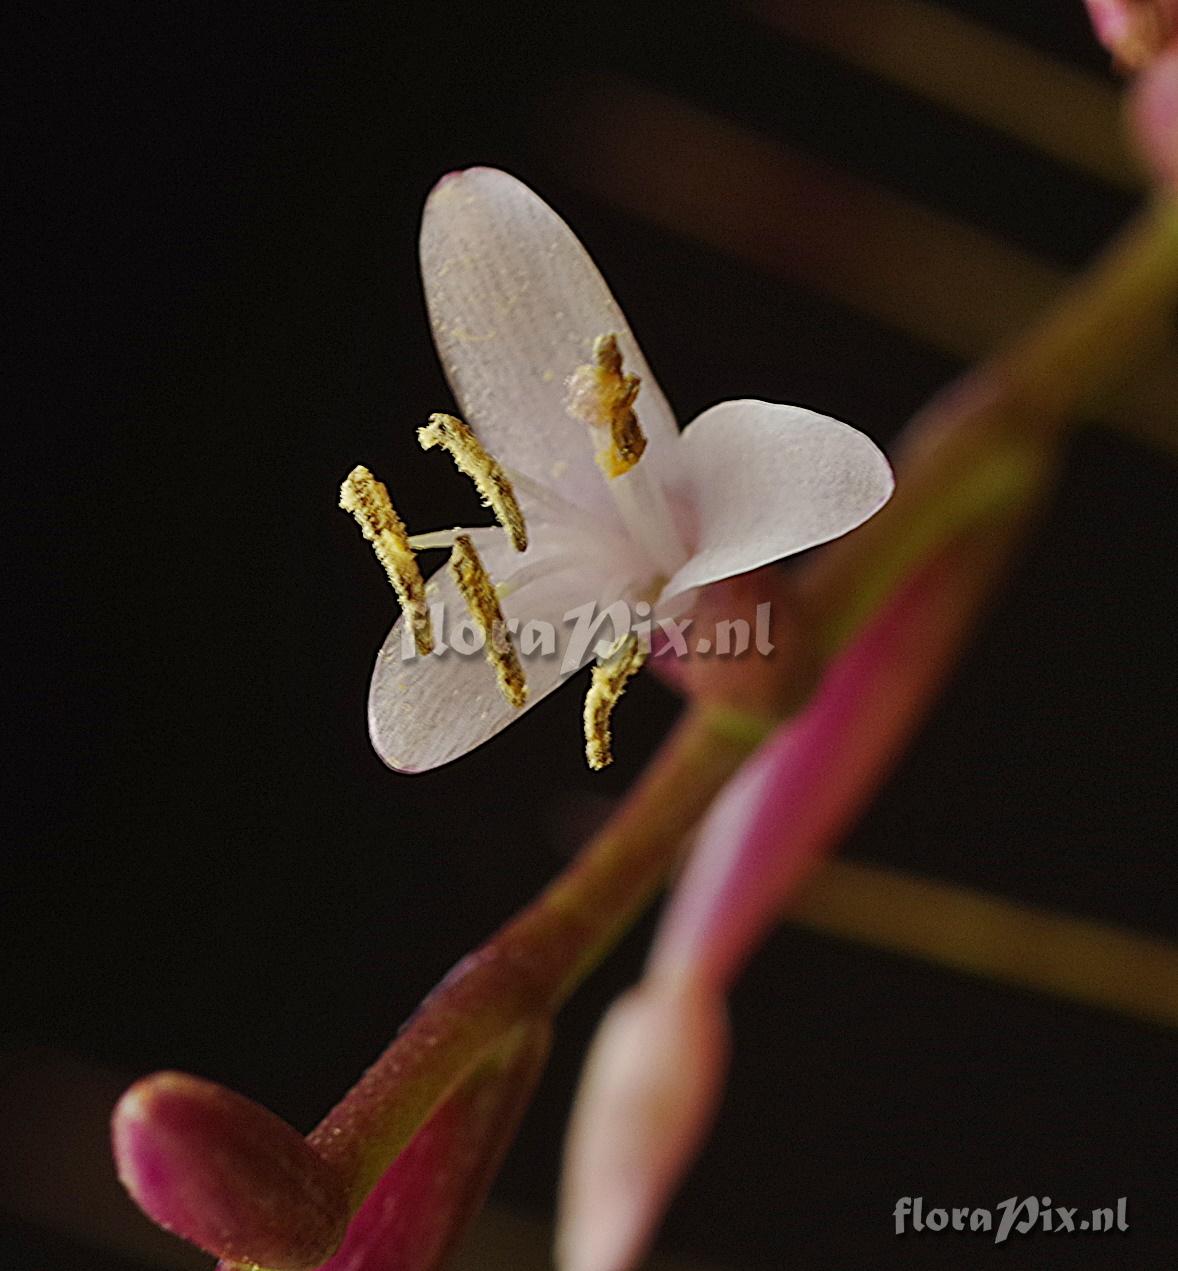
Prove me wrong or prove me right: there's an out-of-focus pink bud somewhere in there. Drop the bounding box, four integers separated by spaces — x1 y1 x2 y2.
112 1071 347 1270
556 976 729 1271
1084 0 1178 71
649 543 998 995
1131 45 1178 185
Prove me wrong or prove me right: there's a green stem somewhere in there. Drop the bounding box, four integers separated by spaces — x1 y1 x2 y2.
520 704 776 1003
801 193 1178 650
1002 193 1178 419
791 859 1178 1031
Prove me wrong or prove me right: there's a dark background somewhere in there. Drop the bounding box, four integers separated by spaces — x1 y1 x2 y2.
6 1 1176 1268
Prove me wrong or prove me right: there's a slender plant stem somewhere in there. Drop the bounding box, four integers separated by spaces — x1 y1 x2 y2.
791 858 1178 1030
309 705 771 1201
800 194 1178 650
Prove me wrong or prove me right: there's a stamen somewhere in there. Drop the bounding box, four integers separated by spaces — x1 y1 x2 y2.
494 556 561 601
339 466 433 655
566 334 647 478
449 533 528 708
583 632 647 770
407 529 461 551
418 413 528 552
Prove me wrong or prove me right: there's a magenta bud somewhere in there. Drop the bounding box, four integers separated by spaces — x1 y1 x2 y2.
557 978 729 1271
1084 0 1177 71
112 1071 348 1270
1132 46 1178 187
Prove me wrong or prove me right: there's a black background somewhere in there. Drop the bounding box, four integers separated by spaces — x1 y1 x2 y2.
6 1 1177 1268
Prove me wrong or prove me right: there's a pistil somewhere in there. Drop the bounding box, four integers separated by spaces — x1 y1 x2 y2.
567 335 689 579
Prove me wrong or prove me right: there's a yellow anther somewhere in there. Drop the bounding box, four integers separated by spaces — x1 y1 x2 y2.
339 466 433 655
449 533 528 708
418 413 528 552
583 632 647 770
566 333 647 478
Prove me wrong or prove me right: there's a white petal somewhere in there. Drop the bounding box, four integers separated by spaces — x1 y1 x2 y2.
660 400 894 599
420 168 681 513
368 535 617 773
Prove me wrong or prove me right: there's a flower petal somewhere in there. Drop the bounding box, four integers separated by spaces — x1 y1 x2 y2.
368 535 615 772
420 168 681 512
660 399 894 599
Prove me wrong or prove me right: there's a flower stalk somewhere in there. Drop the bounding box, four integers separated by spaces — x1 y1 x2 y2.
799 191 1178 652
303 701 774 1214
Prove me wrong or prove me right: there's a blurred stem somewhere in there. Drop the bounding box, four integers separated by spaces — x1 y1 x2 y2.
1008 194 1178 417
791 858 1178 1030
800 193 1178 650
310 703 771 1203
648 513 1038 996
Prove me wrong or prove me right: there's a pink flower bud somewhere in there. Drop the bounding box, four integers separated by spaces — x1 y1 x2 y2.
1131 46 1178 186
1084 0 1178 71
557 976 729 1271
112 1071 347 1270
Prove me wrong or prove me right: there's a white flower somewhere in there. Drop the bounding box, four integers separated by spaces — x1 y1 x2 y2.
362 167 893 772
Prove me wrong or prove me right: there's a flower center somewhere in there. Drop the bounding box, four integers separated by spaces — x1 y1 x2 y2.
342 362 671 768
